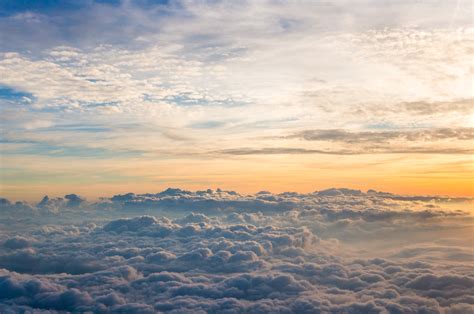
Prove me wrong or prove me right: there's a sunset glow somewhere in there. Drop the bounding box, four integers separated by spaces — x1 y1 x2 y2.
1 1 473 200
0 1 473 313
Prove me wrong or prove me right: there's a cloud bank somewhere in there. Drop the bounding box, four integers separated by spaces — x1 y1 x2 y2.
0 188 472 312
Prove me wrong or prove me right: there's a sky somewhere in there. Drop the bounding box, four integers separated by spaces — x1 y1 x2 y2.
0 0 473 201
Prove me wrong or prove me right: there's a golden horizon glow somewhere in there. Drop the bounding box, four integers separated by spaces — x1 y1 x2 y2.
2 153 473 202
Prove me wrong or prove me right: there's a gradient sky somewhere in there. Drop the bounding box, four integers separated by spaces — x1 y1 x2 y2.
0 0 473 201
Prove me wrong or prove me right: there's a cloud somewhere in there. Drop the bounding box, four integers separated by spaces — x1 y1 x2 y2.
3 237 32 250
287 128 474 143
0 270 93 312
399 99 474 115
2 187 471 217
0 188 472 312
36 194 86 213
223 128 473 156
215 146 474 155
64 194 85 207
216 147 352 155
352 99 474 117
1 3 472 169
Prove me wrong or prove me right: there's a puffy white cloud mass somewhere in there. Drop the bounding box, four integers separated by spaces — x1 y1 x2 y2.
0 188 472 313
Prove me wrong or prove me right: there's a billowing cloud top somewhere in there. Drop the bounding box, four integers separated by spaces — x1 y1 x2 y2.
1 0 473 199
0 188 473 312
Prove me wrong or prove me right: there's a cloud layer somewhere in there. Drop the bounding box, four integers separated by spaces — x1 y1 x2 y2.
0 188 472 312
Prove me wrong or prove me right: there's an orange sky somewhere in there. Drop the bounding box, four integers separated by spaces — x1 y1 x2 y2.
2 153 473 202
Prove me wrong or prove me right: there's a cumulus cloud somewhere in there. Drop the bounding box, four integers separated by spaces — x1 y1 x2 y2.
0 188 472 312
